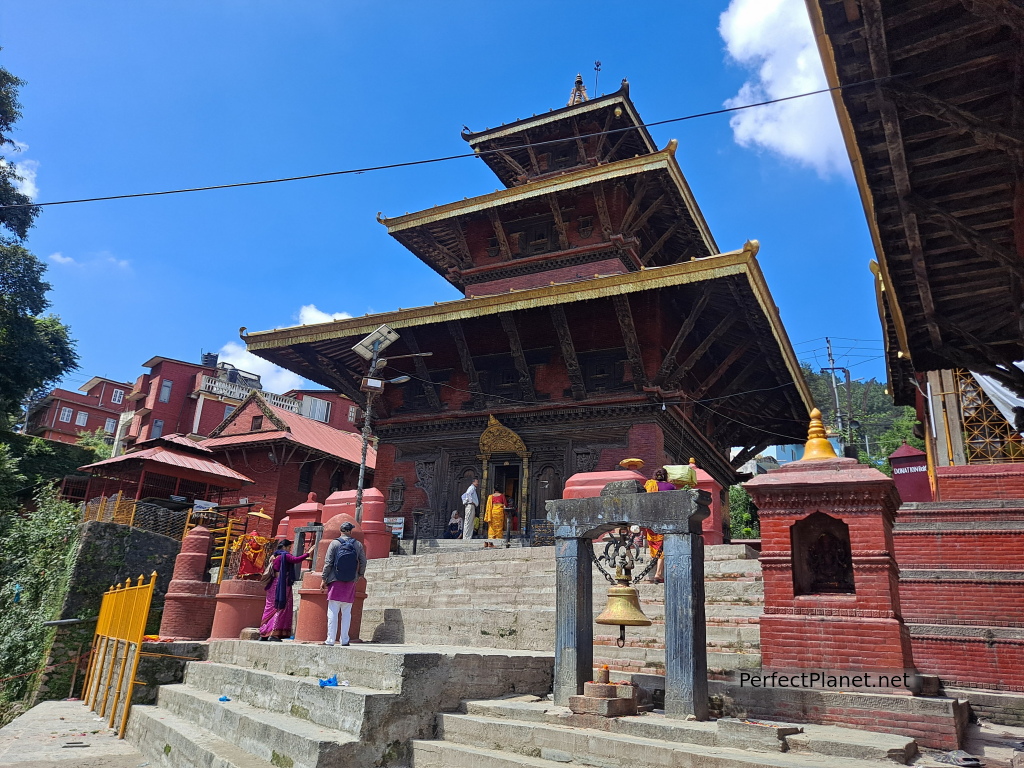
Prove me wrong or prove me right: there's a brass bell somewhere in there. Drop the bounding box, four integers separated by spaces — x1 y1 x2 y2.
596 584 652 647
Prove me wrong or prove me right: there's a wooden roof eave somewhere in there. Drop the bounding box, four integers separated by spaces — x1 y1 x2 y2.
803 0 914 363
378 144 719 256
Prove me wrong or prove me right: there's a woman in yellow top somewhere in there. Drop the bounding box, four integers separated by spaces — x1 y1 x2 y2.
642 468 674 583
483 490 507 545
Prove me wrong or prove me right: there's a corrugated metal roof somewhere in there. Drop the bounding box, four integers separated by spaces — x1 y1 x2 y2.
201 403 373 468
134 433 214 453
80 446 253 485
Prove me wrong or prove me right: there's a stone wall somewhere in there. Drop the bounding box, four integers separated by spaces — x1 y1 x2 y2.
33 521 180 704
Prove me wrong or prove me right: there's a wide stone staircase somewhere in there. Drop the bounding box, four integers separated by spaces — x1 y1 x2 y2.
125 640 552 768
413 696 920 767
361 542 763 680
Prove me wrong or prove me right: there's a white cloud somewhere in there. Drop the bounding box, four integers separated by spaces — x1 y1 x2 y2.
49 252 76 265
46 250 130 270
297 304 352 325
719 0 850 178
2 141 39 198
218 341 305 394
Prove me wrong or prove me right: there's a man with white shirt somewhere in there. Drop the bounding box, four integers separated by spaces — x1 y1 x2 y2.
461 478 480 540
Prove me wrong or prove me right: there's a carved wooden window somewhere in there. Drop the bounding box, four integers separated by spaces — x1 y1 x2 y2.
251 415 263 431
790 512 854 596
525 221 553 255
577 216 594 238
579 349 628 393
550 145 576 171
486 237 500 259
298 461 315 494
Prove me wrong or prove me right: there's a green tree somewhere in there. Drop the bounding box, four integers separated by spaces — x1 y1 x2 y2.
75 428 112 461
0 61 77 421
728 485 759 539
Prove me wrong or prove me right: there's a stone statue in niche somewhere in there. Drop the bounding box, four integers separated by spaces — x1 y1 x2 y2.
573 449 597 473
790 511 855 595
386 476 405 514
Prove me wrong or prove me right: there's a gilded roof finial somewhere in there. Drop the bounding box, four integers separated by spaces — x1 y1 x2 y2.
800 408 839 461
568 73 589 106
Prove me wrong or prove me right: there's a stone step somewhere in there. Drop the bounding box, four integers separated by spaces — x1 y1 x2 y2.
182 660 397 737
126 704 277 768
368 559 762 581
462 699 917 763
156 683 357 768
425 713 909 768
591 644 762 674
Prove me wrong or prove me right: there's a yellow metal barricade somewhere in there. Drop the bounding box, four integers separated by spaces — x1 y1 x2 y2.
81 572 157 738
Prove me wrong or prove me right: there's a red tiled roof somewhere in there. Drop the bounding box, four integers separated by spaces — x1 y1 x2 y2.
80 446 253 485
202 401 373 468
133 433 213 453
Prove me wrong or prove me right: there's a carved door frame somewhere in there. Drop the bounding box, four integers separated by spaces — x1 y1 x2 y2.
477 415 530 534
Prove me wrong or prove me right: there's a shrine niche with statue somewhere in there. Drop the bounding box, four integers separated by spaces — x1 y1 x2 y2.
242 79 814 536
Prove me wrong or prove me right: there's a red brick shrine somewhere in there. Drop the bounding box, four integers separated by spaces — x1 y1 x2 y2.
243 80 813 536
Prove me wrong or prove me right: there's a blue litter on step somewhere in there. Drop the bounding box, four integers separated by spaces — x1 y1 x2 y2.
318 675 338 688
218 696 231 702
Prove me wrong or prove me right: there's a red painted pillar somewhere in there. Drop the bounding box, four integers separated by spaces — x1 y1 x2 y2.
693 466 724 546
745 433 917 688
159 526 219 640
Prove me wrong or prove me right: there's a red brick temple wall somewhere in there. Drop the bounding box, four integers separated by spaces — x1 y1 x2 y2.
935 464 1024 500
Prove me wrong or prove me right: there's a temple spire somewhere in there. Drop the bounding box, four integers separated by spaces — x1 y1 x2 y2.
567 73 589 106
800 408 839 461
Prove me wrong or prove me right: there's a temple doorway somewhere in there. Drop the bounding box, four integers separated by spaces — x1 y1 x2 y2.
490 461 522 531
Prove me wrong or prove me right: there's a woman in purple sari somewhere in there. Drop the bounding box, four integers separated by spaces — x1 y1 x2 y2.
259 539 310 641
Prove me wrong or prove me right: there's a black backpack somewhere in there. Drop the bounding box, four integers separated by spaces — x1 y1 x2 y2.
332 537 359 582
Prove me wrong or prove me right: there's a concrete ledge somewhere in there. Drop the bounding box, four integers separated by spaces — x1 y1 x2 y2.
945 686 1024 726
900 570 1024 581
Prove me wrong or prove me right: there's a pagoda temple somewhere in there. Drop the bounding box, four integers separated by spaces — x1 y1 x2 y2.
243 79 813 536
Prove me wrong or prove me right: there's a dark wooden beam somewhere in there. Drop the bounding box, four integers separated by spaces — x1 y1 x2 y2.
291 346 368 412
446 320 485 409
641 220 683 265
962 0 1024 31
602 126 635 163
909 193 1024 279
595 109 615 160
611 295 648 391
549 305 587 401
730 438 774 470
499 313 537 402
624 193 667 236
619 176 650 232
402 329 443 412
699 358 764 423
523 128 541 175
693 342 753 400
547 194 571 251
861 0 944 349
665 315 737 390
885 81 1024 154
494 149 529 181
448 218 473 266
653 289 712 386
571 117 588 165
487 209 513 261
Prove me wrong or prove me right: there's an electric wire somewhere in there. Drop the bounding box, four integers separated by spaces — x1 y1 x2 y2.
0 74 901 211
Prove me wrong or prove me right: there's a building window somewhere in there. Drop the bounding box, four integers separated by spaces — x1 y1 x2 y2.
302 396 331 423
158 380 173 403
151 419 164 439
59 407 73 423
75 411 89 427
224 405 234 420
111 389 125 405
298 461 314 494
104 418 117 434
251 415 263 431
348 405 358 422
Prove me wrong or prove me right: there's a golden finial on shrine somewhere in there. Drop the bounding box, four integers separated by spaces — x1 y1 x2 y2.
800 408 839 461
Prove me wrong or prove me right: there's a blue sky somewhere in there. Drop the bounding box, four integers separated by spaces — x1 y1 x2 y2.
2 0 886 394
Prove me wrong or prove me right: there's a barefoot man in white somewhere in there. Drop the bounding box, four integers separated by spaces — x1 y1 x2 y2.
461 478 480 540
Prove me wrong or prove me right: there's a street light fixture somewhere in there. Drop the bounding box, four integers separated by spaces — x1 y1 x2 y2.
350 326 429 522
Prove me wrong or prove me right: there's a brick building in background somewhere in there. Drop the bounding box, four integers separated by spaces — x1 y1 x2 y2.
24 376 133 445
113 353 359 455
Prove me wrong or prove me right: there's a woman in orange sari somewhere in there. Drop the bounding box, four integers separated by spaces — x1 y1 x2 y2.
482 490 507 546
641 468 674 583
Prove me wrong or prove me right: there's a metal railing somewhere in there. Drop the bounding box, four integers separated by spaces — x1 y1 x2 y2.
195 375 301 413
81 572 157 738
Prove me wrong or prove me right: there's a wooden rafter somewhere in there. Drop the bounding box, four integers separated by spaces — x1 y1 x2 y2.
499 313 537 402
619 176 650 232
730 438 774 469
402 329 443 412
698 358 763 423
653 289 712 387
547 194 571 251
625 193 667 237
448 218 473 265
611 295 648 390
595 109 615 160
603 126 634 163
291 346 366 410
885 81 1024 154
665 315 737 390
523 128 541 175
861 0 943 349
693 342 752 400
446 320 485 409
641 220 682 265
571 117 588 164
495 149 529 181
962 0 1024 33
487 209 513 261
549 305 587 401
909 193 1024 279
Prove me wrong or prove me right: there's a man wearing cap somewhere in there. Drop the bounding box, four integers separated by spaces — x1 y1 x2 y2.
320 522 367 646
